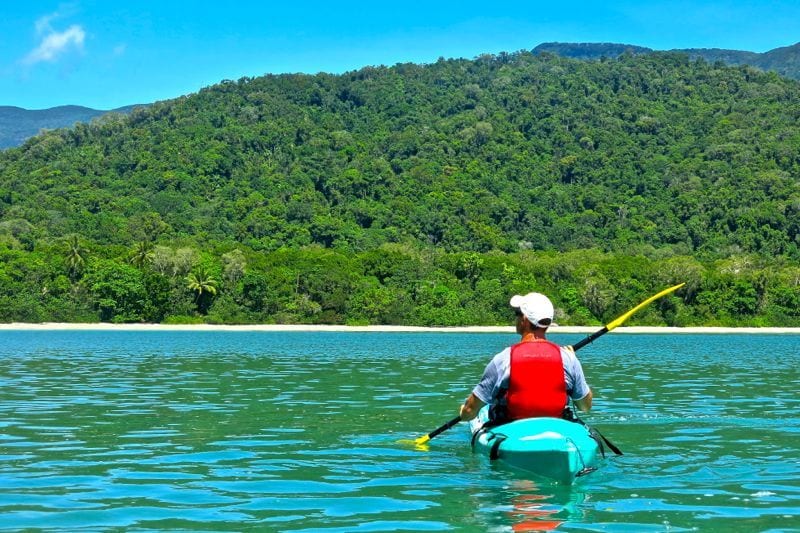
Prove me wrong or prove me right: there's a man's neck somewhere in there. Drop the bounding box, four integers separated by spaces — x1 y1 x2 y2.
520 329 547 342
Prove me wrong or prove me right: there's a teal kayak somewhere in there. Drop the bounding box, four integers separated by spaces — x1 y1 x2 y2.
469 409 601 484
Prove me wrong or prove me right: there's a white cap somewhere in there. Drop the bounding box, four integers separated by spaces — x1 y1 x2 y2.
510 292 554 328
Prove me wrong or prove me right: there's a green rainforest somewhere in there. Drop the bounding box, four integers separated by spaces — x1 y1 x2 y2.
1 51 799 326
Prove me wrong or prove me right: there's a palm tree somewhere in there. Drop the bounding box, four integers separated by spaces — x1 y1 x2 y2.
186 267 218 313
129 241 155 269
64 235 88 281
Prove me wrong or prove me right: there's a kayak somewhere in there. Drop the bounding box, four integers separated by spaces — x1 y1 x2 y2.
469 407 601 484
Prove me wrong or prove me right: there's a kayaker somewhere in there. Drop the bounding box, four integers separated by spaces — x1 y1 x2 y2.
459 292 593 425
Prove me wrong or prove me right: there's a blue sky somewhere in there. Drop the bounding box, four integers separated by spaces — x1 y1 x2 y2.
2 1 798 110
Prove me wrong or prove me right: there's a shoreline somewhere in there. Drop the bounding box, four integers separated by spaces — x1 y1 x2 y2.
1 323 800 334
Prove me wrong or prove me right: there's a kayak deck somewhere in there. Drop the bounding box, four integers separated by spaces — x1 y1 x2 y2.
470 411 600 483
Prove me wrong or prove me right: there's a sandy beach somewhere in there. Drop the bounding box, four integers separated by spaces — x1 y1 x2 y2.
1 323 799 334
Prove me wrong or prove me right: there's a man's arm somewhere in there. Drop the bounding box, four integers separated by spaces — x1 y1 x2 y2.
461 348 507 421
573 389 593 412
562 345 592 412
459 392 486 421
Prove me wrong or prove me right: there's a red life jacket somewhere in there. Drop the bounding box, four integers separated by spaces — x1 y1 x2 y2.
506 339 567 420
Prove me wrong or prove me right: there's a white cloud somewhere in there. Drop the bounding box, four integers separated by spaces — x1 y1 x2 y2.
24 25 86 65
23 8 86 66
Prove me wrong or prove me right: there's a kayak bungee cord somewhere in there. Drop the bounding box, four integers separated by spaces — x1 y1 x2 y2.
404 283 685 447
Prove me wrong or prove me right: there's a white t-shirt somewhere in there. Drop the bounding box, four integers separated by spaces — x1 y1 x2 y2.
472 345 591 405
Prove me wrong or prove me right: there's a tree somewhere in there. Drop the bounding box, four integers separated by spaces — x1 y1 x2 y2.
186 267 218 314
64 235 88 281
222 249 246 285
129 241 154 269
84 260 147 322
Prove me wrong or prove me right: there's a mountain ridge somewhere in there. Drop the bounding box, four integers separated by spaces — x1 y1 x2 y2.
533 41 800 79
0 104 143 149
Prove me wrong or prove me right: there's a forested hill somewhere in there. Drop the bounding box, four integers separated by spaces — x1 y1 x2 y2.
1 51 799 326
533 42 800 80
2 51 798 257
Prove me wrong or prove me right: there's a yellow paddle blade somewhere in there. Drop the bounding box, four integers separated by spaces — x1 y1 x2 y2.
605 283 685 331
397 438 431 451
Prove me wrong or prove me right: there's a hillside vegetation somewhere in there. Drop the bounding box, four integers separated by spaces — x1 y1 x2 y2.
1 51 799 326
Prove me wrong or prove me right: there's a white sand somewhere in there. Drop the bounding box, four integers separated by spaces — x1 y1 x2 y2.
1 323 799 334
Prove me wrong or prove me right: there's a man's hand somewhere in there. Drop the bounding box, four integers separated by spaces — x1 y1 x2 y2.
459 393 486 421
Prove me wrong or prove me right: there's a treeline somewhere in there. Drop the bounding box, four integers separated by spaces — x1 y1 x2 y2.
2 241 798 327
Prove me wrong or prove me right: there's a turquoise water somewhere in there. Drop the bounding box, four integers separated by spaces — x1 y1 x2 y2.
0 330 798 531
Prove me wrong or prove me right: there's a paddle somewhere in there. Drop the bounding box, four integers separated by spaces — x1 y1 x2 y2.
571 282 685 351
411 415 462 446
410 282 685 446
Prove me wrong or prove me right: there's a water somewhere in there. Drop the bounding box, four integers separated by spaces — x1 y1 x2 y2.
0 330 798 532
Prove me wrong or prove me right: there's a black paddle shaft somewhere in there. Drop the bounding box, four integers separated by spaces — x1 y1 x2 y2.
571 327 609 352
427 416 462 440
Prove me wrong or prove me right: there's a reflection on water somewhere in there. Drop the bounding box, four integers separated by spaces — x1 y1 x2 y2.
468 478 587 532
0 331 798 531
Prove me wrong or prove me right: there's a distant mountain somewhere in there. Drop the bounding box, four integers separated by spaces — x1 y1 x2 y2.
0 104 141 149
533 42 800 80
532 42 653 59
740 42 800 80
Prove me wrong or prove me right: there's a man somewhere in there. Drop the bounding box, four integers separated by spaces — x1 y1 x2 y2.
459 292 593 425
